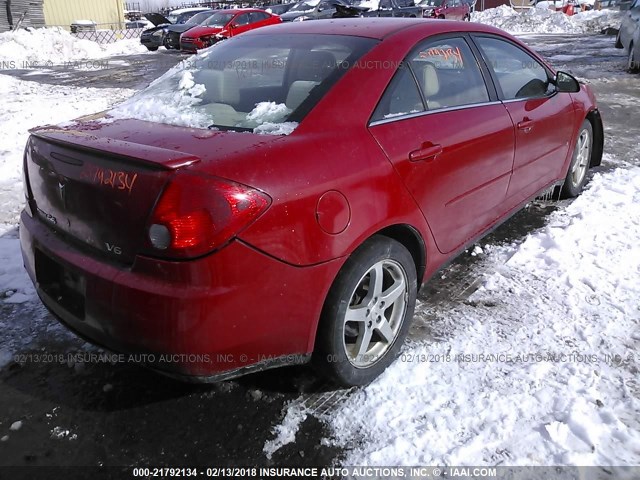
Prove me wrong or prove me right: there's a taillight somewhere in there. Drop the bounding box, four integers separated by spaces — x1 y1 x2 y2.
145 173 271 259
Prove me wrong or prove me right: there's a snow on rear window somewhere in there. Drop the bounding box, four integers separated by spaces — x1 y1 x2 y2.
109 33 378 135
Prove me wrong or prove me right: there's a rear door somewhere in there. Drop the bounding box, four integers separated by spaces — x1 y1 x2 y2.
368 36 515 254
473 35 576 204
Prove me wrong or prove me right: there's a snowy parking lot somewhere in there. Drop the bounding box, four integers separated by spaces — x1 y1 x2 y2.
0 9 639 475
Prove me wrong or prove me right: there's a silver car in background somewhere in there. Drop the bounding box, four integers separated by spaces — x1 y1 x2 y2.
616 0 640 72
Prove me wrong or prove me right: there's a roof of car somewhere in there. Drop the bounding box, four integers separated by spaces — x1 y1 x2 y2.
243 17 507 40
169 7 212 14
213 8 269 14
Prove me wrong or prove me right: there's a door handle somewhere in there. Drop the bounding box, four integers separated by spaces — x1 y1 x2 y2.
409 143 443 162
517 119 534 133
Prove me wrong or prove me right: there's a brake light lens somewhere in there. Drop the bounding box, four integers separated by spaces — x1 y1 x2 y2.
146 173 271 259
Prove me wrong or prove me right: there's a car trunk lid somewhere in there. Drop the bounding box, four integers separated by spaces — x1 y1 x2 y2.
25 119 285 265
26 127 199 265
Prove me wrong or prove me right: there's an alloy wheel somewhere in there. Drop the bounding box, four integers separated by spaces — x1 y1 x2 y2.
342 259 408 368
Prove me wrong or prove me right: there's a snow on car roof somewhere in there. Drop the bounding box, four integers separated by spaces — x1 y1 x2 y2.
169 7 213 15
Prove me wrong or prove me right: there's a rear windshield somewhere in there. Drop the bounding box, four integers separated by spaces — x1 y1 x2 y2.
185 11 213 25
111 34 377 135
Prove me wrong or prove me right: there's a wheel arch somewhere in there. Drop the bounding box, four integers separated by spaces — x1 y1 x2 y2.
376 224 427 287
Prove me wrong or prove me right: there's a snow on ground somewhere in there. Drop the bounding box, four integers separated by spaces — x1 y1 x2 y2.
0 28 147 66
310 162 640 467
473 6 621 35
0 74 136 236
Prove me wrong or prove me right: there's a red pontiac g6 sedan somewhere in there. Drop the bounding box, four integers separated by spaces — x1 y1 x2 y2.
21 19 603 387
180 9 281 52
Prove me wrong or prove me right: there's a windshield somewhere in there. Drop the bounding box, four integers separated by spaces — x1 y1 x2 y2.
289 0 321 12
186 11 213 25
111 34 377 135
175 11 203 24
419 0 444 5
204 12 235 27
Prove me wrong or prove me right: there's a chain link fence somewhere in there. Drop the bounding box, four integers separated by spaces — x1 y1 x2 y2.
73 28 145 44
47 22 145 44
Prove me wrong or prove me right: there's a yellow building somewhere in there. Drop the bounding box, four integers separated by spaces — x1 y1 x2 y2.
43 0 126 29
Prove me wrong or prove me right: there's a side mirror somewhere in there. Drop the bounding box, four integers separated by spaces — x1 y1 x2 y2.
554 71 580 93
228 22 237 29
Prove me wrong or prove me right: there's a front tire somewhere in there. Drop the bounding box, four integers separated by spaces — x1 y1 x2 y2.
145 46 158 52
561 120 593 198
313 236 417 387
615 31 623 49
628 45 639 73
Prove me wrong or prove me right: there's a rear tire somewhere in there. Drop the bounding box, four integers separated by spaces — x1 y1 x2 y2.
561 120 592 199
313 236 417 387
145 46 158 52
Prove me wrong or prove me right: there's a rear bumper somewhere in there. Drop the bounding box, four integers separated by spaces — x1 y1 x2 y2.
20 211 341 381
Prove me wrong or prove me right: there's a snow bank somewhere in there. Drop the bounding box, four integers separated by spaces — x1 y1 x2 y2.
472 5 622 34
0 27 147 66
322 163 640 467
0 74 135 234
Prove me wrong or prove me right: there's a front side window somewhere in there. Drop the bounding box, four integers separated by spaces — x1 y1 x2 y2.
475 36 552 100
111 34 377 134
234 13 251 26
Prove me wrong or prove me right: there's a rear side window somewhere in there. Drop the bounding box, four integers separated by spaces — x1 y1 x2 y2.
250 12 271 22
372 64 424 121
475 36 551 100
235 13 251 25
372 36 489 121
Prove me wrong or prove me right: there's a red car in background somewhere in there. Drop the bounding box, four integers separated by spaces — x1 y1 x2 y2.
21 19 603 387
180 9 281 52
419 0 471 20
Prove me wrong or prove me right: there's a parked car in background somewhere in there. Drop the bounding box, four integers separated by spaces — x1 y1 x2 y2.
164 10 216 50
70 20 97 33
279 0 344 21
361 0 428 18
21 19 603 387
140 8 212 51
265 2 297 14
166 7 214 24
419 0 470 20
615 0 640 72
180 9 281 52
126 19 154 29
